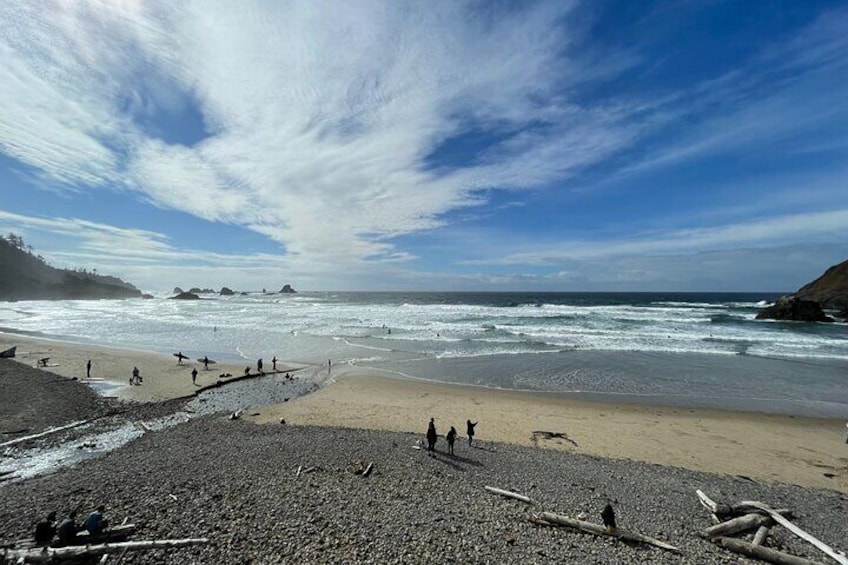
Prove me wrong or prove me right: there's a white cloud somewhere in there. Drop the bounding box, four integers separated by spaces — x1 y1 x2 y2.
464 208 848 266
0 0 643 274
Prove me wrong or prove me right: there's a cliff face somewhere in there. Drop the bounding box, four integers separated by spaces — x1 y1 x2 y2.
0 236 141 300
793 259 848 310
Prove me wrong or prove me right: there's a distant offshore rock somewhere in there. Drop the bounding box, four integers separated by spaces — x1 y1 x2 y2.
756 296 834 322
280 284 297 293
173 287 184 295
220 287 235 296
141 293 155 299
170 291 201 300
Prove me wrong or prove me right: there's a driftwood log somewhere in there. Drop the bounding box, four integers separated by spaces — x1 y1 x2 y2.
739 501 848 565
484 486 536 505
702 513 772 538
753 526 771 546
537 511 681 553
716 537 827 565
3 538 209 563
0 420 89 448
13 525 138 550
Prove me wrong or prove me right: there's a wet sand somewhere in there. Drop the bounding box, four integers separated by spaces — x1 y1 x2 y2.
0 331 299 403
252 371 848 493
3 330 846 494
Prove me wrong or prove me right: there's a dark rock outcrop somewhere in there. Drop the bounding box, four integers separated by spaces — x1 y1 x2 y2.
0 234 142 300
793 259 848 311
756 296 834 322
189 287 203 294
173 287 184 295
280 284 297 294
170 292 200 300
220 287 235 296
142 293 155 299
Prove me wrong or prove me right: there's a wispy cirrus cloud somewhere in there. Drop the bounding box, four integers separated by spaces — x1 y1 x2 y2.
0 1 643 271
1 2 846 291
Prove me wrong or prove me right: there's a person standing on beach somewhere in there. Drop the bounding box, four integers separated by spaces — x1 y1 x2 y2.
446 426 457 455
257 358 264 374
467 419 478 447
191 367 198 385
203 356 209 370
272 356 277 371
86 359 91 379
426 418 437 453
131 366 140 386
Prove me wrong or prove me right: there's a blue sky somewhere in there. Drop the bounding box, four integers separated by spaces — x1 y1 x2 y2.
0 0 846 292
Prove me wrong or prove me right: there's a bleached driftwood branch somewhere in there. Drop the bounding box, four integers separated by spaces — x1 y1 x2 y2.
4 538 208 563
702 513 772 538
716 537 827 565
0 420 89 448
753 526 771 546
484 486 536 505
537 511 680 553
739 501 848 565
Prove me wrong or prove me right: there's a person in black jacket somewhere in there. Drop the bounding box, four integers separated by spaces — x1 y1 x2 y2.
34 511 57 545
446 426 457 455
466 419 478 447
426 418 437 453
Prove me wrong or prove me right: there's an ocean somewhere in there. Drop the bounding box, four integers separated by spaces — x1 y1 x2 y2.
1 291 846 417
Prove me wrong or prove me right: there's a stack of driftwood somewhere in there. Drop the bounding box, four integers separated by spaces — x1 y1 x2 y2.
485 484 847 564
2 522 207 564
484 485 682 554
696 489 848 565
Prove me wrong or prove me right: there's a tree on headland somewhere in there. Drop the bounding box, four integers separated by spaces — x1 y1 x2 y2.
0 233 142 300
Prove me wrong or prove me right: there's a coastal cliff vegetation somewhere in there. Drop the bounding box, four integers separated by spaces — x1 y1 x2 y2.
0 233 141 300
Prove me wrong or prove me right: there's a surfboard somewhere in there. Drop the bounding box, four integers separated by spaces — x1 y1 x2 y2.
173 353 189 359
197 358 217 364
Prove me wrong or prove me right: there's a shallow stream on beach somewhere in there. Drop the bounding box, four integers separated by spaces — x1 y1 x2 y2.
0 369 320 483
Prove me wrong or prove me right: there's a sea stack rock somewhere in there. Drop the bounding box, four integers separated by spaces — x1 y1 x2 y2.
173 287 184 294
756 296 834 322
170 291 201 300
220 287 235 296
280 284 297 293
189 287 203 294
792 259 848 311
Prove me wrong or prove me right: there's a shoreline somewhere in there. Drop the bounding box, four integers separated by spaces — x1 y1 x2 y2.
0 331 306 403
253 371 848 493
2 330 846 493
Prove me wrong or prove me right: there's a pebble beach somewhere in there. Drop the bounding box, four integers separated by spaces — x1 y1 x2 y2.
1 337 847 563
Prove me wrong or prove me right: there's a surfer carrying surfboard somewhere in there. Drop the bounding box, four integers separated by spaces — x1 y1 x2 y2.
174 351 188 365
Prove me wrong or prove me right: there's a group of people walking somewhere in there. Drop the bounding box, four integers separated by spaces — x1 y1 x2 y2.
426 418 477 456
34 505 109 547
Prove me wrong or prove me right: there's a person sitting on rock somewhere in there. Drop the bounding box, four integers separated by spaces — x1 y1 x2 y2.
83 505 109 536
34 511 57 545
56 510 79 546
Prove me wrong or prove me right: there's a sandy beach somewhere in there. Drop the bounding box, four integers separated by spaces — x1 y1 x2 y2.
2 329 846 494
0 331 300 403
252 372 848 494
2 334 847 563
